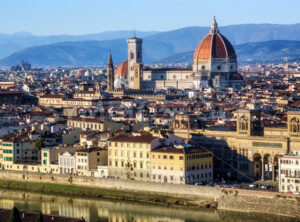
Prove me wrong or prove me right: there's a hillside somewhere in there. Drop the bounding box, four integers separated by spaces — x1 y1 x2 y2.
0 30 159 59
0 39 175 67
1 23 300 66
155 40 300 64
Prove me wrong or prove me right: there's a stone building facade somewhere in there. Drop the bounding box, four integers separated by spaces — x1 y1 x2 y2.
173 110 300 182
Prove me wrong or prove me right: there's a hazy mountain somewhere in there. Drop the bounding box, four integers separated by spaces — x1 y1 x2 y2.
0 30 159 59
1 23 300 66
155 40 300 64
144 23 300 54
0 39 175 67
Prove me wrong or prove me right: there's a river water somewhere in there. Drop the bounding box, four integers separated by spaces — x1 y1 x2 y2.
0 189 297 222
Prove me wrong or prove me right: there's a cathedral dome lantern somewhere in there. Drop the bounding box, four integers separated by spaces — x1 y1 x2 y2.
193 16 237 73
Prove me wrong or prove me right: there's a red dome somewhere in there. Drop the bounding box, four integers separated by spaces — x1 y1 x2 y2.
193 18 236 61
116 60 128 75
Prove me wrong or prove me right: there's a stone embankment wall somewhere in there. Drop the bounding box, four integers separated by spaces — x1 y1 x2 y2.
0 170 299 218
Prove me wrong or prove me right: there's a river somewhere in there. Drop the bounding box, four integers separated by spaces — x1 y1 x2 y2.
0 189 297 222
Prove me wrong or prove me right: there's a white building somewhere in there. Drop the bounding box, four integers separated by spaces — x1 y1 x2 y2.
279 150 300 193
58 151 76 175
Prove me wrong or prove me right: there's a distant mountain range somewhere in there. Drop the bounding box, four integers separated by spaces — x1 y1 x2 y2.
156 40 300 64
1 23 300 67
0 30 159 59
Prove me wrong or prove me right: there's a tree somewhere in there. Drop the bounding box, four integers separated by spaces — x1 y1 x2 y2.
35 212 43 222
8 207 21 222
35 139 44 152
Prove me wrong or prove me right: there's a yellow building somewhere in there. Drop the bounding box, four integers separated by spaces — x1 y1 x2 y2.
0 136 38 170
108 133 160 181
151 144 213 184
67 118 125 132
38 95 97 108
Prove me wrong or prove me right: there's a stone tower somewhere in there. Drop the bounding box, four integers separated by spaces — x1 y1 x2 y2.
133 63 143 90
235 109 262 136
107 52 114 92
127 36 143 88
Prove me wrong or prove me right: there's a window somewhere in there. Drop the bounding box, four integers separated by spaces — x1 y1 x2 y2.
140 163 143 168
43 160 47 165
170 156 174 160
179 156 183 160
163 155 167 159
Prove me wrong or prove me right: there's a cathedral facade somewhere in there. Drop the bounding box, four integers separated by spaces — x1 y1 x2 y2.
112 17 244 91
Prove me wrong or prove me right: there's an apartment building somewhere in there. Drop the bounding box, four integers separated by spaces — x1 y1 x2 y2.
279 150 300 193
151 144 213 184
108 133 160 181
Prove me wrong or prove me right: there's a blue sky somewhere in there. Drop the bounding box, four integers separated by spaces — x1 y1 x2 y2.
0 0 299 35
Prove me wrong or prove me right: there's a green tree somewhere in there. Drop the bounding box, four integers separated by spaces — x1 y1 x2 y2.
8 207 21 222
35 212 43 222
35 139 44 152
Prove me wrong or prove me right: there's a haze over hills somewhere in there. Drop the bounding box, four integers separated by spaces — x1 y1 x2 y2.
1 23 300 66
155 40 300 65
0 30 159 59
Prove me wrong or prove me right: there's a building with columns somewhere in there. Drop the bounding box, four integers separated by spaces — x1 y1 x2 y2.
112 17 244 91
172 110 300 182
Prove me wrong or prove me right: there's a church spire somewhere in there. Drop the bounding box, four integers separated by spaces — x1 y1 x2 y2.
108 50 113 66
107 51 114 92
210 16 218 33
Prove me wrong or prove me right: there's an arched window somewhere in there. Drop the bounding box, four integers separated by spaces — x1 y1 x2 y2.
290 118 300 133
239 116 248 131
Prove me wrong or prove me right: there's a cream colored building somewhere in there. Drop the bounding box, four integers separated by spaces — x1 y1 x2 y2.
39 95 97 108
67 118 125 132
108 133 160 181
